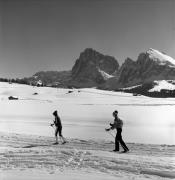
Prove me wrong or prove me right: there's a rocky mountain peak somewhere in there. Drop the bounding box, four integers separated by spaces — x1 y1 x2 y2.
103 48 175 90
146 48 175 67
79 48 99 60
123 57 135 66
71 48 119 86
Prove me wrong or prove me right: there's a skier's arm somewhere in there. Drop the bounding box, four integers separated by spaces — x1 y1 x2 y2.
105 123 114 131
110 123 114 127
51 118 56 126
110 122 116 130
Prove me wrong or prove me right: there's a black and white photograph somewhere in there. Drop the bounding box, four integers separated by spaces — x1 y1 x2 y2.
0 0 174 179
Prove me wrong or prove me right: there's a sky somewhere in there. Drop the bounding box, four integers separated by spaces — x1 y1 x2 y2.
0 0 175 78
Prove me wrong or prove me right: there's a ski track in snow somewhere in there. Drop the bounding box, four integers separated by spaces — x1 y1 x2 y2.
0 132 174 179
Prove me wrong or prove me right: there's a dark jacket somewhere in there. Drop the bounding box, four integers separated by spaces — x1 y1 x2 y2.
110 117 123 129
54 116 62 128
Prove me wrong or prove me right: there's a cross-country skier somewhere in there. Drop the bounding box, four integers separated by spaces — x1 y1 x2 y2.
106 110 129 153
51 110 66 144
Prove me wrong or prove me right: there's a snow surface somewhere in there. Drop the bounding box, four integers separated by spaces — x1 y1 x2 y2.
0 132 174 180
149 80 175 92
0 82 175 179
0 82 175 145
147 48 175 66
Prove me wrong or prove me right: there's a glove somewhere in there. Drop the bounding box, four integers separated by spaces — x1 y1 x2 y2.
105 128 110 131
50 124 54 127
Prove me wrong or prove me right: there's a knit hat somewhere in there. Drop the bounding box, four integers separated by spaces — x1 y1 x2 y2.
53 110 57 116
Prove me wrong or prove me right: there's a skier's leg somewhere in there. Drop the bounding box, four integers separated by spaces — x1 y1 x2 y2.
114 134 119 151
59 127 66 143
59 136 62 143
120 138 129 151
55 136 58 144
59 136 66 144
62 136 66 143
55 127 59 144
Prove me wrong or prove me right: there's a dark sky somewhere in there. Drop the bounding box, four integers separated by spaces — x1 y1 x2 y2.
0 0 175 78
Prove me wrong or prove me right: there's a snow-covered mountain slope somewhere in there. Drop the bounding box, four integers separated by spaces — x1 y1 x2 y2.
121 80 175 92
147 48 175 66
149 80 175 92
119 80 175 98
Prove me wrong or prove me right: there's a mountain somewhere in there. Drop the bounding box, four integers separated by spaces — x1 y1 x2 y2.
102 48 175 90
70 48 119 87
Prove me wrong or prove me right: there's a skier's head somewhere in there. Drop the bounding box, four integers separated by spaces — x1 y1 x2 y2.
53 110 58 116
113 110 118 117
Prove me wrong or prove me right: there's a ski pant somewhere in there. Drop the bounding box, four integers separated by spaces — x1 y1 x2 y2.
55 126 63 137
115 128 129 151
55 126 66 143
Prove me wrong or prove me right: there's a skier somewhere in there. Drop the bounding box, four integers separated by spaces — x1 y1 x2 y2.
51 110 66 144
106 110 129 153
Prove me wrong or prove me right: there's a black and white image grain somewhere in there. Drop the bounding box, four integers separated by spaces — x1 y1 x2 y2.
0 0 174 179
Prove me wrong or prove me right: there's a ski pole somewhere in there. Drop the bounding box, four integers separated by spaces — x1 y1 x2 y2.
107 131 115 138
50 124 55 131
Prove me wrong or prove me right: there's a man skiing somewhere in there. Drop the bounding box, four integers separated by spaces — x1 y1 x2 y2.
106 110 129 153
51 110 66 144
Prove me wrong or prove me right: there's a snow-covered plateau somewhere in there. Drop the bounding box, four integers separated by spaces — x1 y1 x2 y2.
149 80 175 92
0 82 174 179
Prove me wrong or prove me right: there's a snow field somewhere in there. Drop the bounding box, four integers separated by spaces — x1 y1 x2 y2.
0 82 175 179
0 132 174 180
